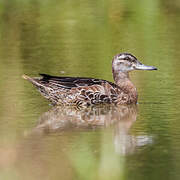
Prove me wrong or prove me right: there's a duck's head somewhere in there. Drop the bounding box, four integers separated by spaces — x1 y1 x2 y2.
112 53 157 74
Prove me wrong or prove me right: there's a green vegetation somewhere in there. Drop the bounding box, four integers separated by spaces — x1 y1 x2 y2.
0 0 180 179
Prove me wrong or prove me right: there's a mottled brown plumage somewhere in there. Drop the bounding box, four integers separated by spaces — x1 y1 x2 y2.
22 53 157 106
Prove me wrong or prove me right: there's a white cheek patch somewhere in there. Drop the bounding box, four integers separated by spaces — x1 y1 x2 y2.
113 61 120 71
118 60 125 63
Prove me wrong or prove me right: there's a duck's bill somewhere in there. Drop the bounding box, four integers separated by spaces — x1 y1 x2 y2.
135 63 158 70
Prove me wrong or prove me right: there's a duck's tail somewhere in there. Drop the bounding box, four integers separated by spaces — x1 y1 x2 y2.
22 74 43 88
22 74 54 102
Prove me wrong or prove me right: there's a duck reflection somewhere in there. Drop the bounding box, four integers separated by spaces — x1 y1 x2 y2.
33 105 153 154
35 105 136 131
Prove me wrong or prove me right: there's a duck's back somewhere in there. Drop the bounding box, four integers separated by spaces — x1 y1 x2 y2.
23 74 133 106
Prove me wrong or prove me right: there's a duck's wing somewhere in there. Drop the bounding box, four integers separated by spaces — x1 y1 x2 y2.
22 74 121 106
38 74 118 90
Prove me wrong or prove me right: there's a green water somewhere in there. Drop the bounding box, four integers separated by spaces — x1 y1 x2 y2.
0 0 180 179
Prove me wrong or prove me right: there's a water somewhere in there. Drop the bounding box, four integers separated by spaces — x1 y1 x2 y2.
0 0 180 179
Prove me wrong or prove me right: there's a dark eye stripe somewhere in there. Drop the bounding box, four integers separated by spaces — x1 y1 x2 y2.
119 57 131 61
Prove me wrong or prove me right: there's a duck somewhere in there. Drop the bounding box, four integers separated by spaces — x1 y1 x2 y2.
22 53 157 106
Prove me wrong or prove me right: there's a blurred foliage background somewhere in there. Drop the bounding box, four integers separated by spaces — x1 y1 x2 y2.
0 0 180 179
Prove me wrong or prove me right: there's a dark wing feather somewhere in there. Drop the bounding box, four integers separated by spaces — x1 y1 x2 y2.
39 74 119 90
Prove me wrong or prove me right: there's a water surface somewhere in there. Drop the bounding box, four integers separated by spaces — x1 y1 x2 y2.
0 0 180 180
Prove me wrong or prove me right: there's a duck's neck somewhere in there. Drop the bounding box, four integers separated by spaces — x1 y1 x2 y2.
113 71 129 83
113 71 138 102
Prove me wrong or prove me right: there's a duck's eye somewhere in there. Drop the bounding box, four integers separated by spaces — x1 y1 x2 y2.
118 57 129 61
125 57 136 62
124 57 130 61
